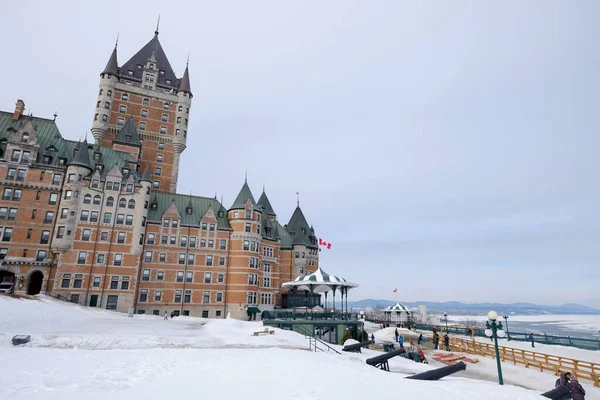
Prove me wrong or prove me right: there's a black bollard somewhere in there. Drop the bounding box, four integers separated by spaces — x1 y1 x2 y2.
540 385 571 400
406 361 467 381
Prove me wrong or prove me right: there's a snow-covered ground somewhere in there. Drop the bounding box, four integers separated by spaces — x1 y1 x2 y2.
0 296 590 400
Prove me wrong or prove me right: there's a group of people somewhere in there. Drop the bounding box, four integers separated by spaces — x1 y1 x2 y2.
555 372 586 399
392 329 428 363
432 329 450 351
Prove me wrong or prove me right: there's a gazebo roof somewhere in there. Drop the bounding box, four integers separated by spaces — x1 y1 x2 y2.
383 302 414 313
282 267 358 293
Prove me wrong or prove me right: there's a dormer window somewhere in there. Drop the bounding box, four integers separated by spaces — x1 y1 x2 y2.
165 79 171 85
218 211 224 218
151 202 158 210
122 168 130 175
149 64 154 70
125 134 132 141
121 93 128 101
93 153 100 161
137 65 143 70
186 206 192 215
160 70 165 75
58 158 66 166
21 133 29 143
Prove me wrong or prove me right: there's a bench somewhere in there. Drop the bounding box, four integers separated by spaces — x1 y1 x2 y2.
342 340 374 353
253 328 275 336
366 348 406 371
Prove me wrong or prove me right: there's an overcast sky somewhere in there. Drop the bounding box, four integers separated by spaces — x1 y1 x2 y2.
1 1 598 307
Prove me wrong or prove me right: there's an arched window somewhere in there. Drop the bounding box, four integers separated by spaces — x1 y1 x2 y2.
93 195 101 205
106 196 114 207
128 199 135 209
178 105 183 112
83 194 92 204
119 198 126 208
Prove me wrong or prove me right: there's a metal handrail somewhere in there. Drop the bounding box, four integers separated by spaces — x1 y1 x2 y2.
295 324 341 354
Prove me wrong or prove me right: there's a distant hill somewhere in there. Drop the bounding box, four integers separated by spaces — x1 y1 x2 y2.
347 299 600 315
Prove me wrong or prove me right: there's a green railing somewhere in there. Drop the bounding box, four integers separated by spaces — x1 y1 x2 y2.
262 310 357 321
412 323 600 351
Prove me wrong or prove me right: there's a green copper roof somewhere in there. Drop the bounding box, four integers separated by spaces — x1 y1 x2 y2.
69 138 93 170
147 191 231 230
0 111 137 180
275 221 293 249
230 180 257 210
113 117 141 147
257 190 276 216
140 167 151 183
286 206 317 248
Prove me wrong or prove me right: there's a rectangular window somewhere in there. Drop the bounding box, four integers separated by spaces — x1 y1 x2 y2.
116 214 124 224
177 271 184 282
147 233 155 244
8 208 17 221
187 254 195 265
157 271 164 280
90 211 99 222
178 253 185 265
5 168 16 180
184 290 191 303
172 220 178 228
217 273 224 283
170 236 176 245
142 269 150 281
61 274 71 288
156 154 163 163
2 188 12 201
16 169 25 181
220 239 227 250
216 292 223 302
114 253 122 266
219 257 225 266
96 254 105 264
174 290 182 303
120 105 126 113
206 255 213 266
159 253 166 262
13 189 22 201
11 150 21 162
200 239 206 248
180 236 187 247
161 235 168 244
48 192 58 205
154 291 162 301
60 208 68 219
201 222 207 230
163 219 170 227
93 276 101 287
117 232 125 243
125 215 133 225
186 271 193 282
106 295 118 310
189 237 196 248
52 174 61 185
139 289 148 302
56 226 65 239
36 250 47 261
80 210 89 221
243 240 249 251
154 167 162 176
144 251 152 262
203 291 210 303
103 213 112 223
1 228 13 242
141 109 148 117
159 126 167 135
139 122 146 131
101 232 108 241
121 278 129 290
77 251 87 264
208 240 214 248
161 114 168 122
117 118 124 126
110 277 119 290
245 223 251 232
81 229 91 241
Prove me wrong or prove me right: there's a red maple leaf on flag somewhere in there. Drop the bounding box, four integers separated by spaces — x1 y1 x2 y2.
318 238 332 249
393 288 398 293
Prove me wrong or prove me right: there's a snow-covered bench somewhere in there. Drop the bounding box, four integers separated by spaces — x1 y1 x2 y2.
253 328 275 336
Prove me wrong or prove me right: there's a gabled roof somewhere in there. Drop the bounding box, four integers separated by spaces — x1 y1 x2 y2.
119 32 178 90
0 111 136 180
68 139 93 171
147 192 231 230
113 117 141 147
274 221 293 249
257 190 276 216
102 45 119 76
230 180 257 210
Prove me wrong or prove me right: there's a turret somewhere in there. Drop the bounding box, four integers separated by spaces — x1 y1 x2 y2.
92 43 119 144
170 59 193 192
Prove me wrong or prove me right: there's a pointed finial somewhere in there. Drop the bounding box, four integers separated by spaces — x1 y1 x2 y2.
155 15 160 35
263 183 265 193
53 111 57 122
296 191 300 207
245 170 247 183
115 32 119 48
186 53 190 67
220 194 224 204
214 190 217 199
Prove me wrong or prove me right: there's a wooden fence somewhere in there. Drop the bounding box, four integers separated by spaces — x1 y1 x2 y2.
447 337 600 387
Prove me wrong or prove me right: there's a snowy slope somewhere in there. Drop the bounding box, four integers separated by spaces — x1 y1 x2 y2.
0 296 558 399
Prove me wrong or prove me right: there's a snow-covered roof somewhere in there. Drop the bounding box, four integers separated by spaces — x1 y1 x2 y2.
383 302 414 314
282 267 358 293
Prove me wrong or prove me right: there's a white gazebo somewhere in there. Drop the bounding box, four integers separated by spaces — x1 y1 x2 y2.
382 302 414 325
282 267 358 319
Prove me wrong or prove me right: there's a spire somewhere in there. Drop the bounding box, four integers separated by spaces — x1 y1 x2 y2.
68 139 93 171
296 191 300 207
139 167 151 183
230 179 257 210
178 56 192 95
113 117 142 147
155 15 160 36
102 39 119 76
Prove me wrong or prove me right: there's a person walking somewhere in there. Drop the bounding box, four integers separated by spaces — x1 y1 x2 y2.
433 332 439 350
398 334 404 347
529 333 535 348
418 334 424 346
567 375 586 400
163 311 168 320
394 328 399 343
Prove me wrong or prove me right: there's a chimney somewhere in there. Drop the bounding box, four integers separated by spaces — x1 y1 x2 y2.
13 99 25 121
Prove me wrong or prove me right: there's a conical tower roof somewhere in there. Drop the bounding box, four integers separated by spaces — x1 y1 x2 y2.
286 205 314 247
178 62 192 95
68 139 93 171
102 45 119 76
113 117 142 147
257 189 276 216
230 180 257 210
139 167 151 183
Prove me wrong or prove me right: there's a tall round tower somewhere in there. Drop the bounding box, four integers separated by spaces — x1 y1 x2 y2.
171 61 193 193
91 44 119 144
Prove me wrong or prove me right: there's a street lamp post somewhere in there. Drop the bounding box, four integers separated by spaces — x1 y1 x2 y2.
503 314 509 340
485 310 505 385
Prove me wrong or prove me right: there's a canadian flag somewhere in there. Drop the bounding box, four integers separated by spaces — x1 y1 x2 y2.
393 288 398 293
318 238 332 249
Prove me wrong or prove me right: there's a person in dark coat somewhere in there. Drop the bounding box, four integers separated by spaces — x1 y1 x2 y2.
433 332 439 350
418 334 424 345
394 328 399 343
443 333 450 351
529 333 535 348
567 375 586 400
555 372 571 388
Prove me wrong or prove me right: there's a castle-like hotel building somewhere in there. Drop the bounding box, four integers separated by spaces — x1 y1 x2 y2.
0 28 319 319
